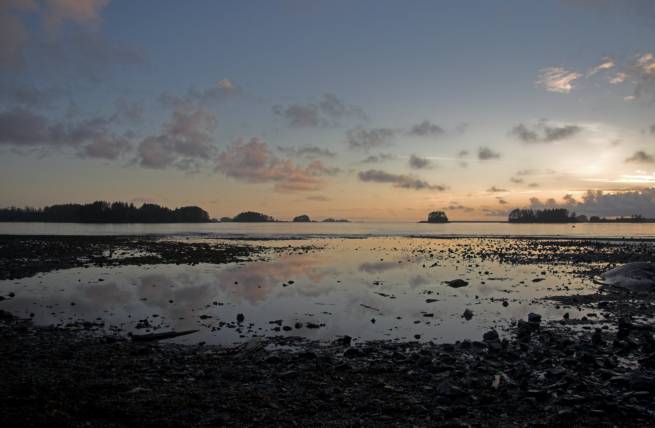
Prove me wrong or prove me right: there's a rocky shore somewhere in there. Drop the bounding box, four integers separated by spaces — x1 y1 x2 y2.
2 307 655 427
1 236 655 427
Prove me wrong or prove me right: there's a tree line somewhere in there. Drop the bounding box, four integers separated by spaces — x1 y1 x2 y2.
0 201 211 223
508 208 653 223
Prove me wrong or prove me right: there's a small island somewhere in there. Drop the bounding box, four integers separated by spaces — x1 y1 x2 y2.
322 218 350 223
293 214 311 222
0 201 210 223
420 211 449 223
229 211 276 222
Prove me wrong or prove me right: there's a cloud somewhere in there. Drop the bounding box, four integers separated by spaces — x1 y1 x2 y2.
528 188 655 217
626 150 655 163
40 0 109 32
443 202 473 212
408 154 432 169
496 197 508 205
528 182 540 188
478 146 500 160
273 93 366 128
306 195 330 202
457 150 469 158
0 105 134 159
81 134 131 159
32 27 145 81
0 0 110 68
0 1 36 68
536 67 582 93
487 186 507 193
358 169 446 191
509 120 583 143
361 153 394 163
215 138 339 191
609 72 628 84
587 58 615 77
629 52 655 101
510 177 524 184
276 145 336 158
407 120 445 137
347 127 395 151
160 79 239 109
482 208 510 217
1 1 145 81
136 107 217 169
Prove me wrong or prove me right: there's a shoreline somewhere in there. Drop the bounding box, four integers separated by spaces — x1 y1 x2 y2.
2 235 655 426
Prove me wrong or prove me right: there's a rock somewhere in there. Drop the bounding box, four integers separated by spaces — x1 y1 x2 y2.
236 313 245 323
528 313 542 324
344 348 363 358
445 279 469 288
592 328 604 346
517 320 538 338
462 309 473 320
335 335 352 347
483 330 499 342
601 262 655 292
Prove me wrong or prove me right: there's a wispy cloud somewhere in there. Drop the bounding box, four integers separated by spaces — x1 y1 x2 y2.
273 93 366 128
407 120 445 137
536 67 582 93
626 150 655 163
347 127 395 151
277 145 336 158
478 146 501 160
361 153 395 163
358 169 446 191
216 137 339 191
509 120 582 143
408 154 433 169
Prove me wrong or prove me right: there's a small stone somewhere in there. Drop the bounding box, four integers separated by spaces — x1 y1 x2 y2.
462 309 473 320
236 313 245 323
527 313 542 324
483 330 499 342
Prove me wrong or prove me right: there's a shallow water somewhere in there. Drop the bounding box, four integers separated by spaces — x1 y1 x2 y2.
0 237 606 345
0 221 654 239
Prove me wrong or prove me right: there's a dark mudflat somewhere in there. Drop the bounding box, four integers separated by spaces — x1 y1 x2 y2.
2 310 655 428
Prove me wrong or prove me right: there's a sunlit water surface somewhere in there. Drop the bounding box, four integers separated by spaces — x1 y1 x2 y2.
1 221 653 238
0 237 606 345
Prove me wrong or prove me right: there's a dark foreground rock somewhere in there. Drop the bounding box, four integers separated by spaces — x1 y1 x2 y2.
2 312 655 427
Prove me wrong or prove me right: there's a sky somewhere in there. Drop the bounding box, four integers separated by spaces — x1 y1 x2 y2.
1 0 655 221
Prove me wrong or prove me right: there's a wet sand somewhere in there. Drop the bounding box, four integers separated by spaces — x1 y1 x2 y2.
1 235 655 427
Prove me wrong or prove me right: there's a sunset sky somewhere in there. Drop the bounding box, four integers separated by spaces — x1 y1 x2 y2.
1 0 655 220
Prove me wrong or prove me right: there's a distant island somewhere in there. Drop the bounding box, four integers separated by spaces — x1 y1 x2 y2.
222 211 276 222
0 201 210 223
219 212 350 223
419 211 449 223
508 208 655 223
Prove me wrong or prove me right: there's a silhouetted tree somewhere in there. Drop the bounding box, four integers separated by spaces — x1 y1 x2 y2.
426 211 449 223
0 201 210 223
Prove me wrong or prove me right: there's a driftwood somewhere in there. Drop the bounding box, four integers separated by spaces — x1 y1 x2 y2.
130 329 199 342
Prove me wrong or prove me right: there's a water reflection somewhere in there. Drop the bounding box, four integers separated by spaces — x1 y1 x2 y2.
0 238 603 345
